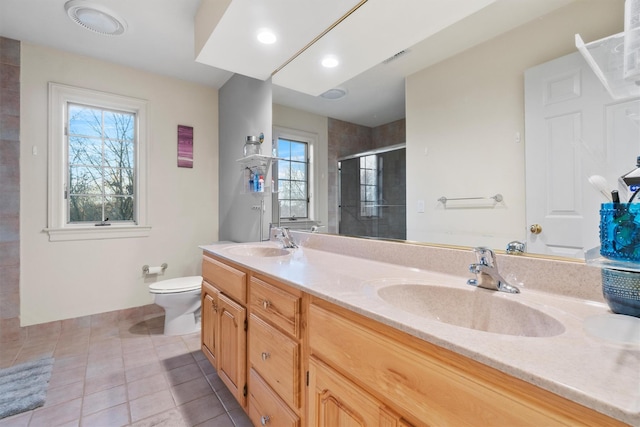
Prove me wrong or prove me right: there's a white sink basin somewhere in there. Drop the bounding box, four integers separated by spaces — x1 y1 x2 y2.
224 245 290 258
377 284 565 337
583 314 640 346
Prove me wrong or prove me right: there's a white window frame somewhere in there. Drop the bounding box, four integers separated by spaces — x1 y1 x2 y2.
359 154 380 218
46 82 150 242
273 126 316 221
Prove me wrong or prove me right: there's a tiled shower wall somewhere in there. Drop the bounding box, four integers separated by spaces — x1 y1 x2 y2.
0 37 20 339
327 117 406 233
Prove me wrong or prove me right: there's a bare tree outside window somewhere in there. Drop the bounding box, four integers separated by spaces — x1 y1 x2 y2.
277 138 308 219
67 103 135 223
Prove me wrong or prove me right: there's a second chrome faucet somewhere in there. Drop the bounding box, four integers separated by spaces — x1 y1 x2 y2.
467 247 520 293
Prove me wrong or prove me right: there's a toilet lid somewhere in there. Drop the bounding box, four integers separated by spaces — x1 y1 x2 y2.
149 276 202 294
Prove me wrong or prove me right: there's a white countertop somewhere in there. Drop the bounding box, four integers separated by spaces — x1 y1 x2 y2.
201 241 640 425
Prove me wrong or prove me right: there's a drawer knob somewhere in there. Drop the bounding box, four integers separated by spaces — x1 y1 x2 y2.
260 415 270 425
261 352 270 361
262 300 271 309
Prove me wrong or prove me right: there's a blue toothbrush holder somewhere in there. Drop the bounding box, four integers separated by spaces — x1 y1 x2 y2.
599 202 640 262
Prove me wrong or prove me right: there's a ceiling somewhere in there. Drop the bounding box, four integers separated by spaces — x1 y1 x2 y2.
0 0 573 127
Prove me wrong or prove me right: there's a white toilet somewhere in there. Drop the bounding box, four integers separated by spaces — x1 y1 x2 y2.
149 276 203 336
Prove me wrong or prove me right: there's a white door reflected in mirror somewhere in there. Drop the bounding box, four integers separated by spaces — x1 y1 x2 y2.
525 51 640 258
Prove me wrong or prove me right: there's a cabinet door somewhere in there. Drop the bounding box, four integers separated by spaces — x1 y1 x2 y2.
201 282 219 368
218 292 247 407
308 357 386 427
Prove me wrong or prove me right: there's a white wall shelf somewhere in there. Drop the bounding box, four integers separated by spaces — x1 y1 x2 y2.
237 154 280 196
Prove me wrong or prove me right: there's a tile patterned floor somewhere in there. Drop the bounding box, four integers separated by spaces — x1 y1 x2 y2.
0 305 253 427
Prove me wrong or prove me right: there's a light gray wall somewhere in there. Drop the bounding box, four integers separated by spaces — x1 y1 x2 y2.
219 74 272 242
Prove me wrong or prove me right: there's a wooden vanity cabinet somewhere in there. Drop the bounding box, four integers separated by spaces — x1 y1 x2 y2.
308 297 626 427
247 274 304 427
201 254 248 408
202 252 626 427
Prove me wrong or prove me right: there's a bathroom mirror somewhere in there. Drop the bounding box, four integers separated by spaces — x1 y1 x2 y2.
273 0 640 261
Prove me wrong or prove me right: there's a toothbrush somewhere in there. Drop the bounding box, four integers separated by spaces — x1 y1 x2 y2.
588 175 613 202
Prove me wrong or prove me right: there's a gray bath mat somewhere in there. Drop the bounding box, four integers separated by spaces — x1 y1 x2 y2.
0 356 54 419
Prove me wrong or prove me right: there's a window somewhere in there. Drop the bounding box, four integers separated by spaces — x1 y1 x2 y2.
277 137 309 219
47 83 150 241
360 154 379 217
67 104 135 223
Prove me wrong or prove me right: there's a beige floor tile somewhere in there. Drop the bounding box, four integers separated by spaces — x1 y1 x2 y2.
28 397 82 427
84 370 126 395
0 411 31 426
121 336 154 354
227 408 254 427
127 372 170 401
53 354 88 373
122 348 155 370
130 408 187 427
82 384 128 416
170 376 215 406
196 358 216 376
49 365 86 389
125 360 164 383
54 342 90 358
205 373 227 392
161 352 195 371
129 389 176 423
155 341 190 360
85 355 124 378
150 333 182 347
45 381 84 407
81 402 130 427
178 395 226 426
194 413 235 427
215 386 241 412
165 362 202 386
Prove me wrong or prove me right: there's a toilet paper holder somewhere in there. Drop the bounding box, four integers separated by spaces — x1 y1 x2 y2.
142 263 168 275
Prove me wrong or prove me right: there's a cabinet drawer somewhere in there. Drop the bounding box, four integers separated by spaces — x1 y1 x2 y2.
202 254 246 303
249 314 300 409
250 276 301 338
248 369 300 427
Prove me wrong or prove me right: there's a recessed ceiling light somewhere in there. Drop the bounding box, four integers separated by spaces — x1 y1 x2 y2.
65 0 127 36
321 56 339 68
257 30 277 45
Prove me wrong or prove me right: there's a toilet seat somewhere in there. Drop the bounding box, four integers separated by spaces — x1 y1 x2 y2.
149 276 202 294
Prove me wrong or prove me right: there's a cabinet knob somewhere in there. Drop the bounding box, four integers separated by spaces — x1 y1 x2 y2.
262 300 271 310
260 415 270 425
261 352 270 361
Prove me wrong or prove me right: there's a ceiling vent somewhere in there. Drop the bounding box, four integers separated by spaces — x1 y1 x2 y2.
320 88 347 100
382 50 409 64
65 0 127 36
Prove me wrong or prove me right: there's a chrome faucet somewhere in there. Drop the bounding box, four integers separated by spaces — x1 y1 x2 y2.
467 247 520 293
506 240 526 255
274 227 297 249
